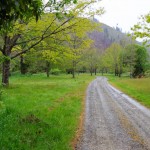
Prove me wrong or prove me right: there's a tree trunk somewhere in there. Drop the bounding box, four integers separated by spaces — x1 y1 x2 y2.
95 68 97 75
20 55 28 74
90 68 93 76
91 71 93 76
1 34 21 86
115 64 118 76
72 69 75 78
115 68 117 76
130 64 133 78
2 59 10 86
119 65 122 77
119 72 121 77
105 68 108 74
101 69 104 76
46 62 51 77
72 61 76 78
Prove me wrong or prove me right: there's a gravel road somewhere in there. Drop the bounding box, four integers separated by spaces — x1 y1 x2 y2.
77 77 150 150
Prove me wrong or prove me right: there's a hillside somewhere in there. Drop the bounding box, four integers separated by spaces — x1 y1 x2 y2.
89 19 132 53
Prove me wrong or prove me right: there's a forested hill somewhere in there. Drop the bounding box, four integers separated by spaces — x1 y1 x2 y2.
89 18 132 52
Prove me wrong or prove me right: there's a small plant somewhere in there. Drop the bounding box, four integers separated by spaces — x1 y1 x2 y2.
0 88 6 114
0 88 4 101
0 101 6 114
145 70 150 77
50 68 61 75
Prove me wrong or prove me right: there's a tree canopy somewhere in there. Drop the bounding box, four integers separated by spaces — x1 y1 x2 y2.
133 45 148 77
131 13 150 46
0 0 43 33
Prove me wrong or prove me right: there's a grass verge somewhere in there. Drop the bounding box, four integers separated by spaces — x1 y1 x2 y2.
0 73 95 150
106 74 150 108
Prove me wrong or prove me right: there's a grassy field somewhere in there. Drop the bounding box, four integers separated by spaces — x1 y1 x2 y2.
106 75 150 108
0 73 95 150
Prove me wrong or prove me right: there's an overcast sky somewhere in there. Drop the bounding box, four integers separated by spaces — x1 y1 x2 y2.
95 0 150 32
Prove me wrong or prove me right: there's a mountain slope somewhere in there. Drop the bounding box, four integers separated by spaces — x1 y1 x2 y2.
89 19 132 53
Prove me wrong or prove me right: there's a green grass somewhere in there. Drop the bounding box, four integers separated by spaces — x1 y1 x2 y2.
0 73 95 150
106 74 150 108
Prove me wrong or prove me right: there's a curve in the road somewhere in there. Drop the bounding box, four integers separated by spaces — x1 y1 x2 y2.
77 77 150 150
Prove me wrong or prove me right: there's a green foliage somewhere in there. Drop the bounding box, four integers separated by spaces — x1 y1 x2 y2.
50 68 61 75
123 44 136 65
122 44 137 77
133 45 148 77
102 43 124 76
131 13 150 45
62 18 100 77
82 48 99 75
145 70 150 77
0 101 6 115
0 87 6 114
0 0 82 33
0 0 43 33
0 88 4 101
100 42 150 78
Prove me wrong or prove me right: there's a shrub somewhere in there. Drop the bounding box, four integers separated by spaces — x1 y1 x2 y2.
50 68 61 75
145 70 150 77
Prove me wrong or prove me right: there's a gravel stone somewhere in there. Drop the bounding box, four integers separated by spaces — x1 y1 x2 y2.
77 77 150 150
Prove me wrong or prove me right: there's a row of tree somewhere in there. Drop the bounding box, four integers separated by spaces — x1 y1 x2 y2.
7 38 150 79
101 43 149 78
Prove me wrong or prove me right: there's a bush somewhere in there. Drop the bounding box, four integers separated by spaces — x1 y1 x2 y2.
50 68 61 75
145 70 150 77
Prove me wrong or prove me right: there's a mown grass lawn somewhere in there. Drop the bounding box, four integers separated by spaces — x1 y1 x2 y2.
0 73 95 150
106 74 150 108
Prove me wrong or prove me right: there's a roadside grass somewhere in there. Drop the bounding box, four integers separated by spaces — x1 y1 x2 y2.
0 73 95 150
106 74 150 108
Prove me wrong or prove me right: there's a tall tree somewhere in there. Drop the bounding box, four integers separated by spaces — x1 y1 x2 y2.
0 1 104 86
131 13 150 46
64 18 98 78
103 43 123 76
123 44 136 78
83 49 99 76
133 45 148 78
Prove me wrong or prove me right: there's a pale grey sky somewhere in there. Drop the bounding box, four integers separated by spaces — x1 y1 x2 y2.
95 0 150 32
43 0 150 33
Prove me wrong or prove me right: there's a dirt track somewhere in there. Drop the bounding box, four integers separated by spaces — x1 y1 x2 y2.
77 77 150 150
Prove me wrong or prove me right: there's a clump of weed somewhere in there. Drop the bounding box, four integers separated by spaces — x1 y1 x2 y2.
20 113 41 124
0 88 4 101
0 87 6 114
0 101 6 114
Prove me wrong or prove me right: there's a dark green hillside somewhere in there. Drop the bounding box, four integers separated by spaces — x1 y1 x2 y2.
89 18 133 53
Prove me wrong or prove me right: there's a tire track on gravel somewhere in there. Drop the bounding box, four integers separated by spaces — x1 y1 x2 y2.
77 77 150 150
